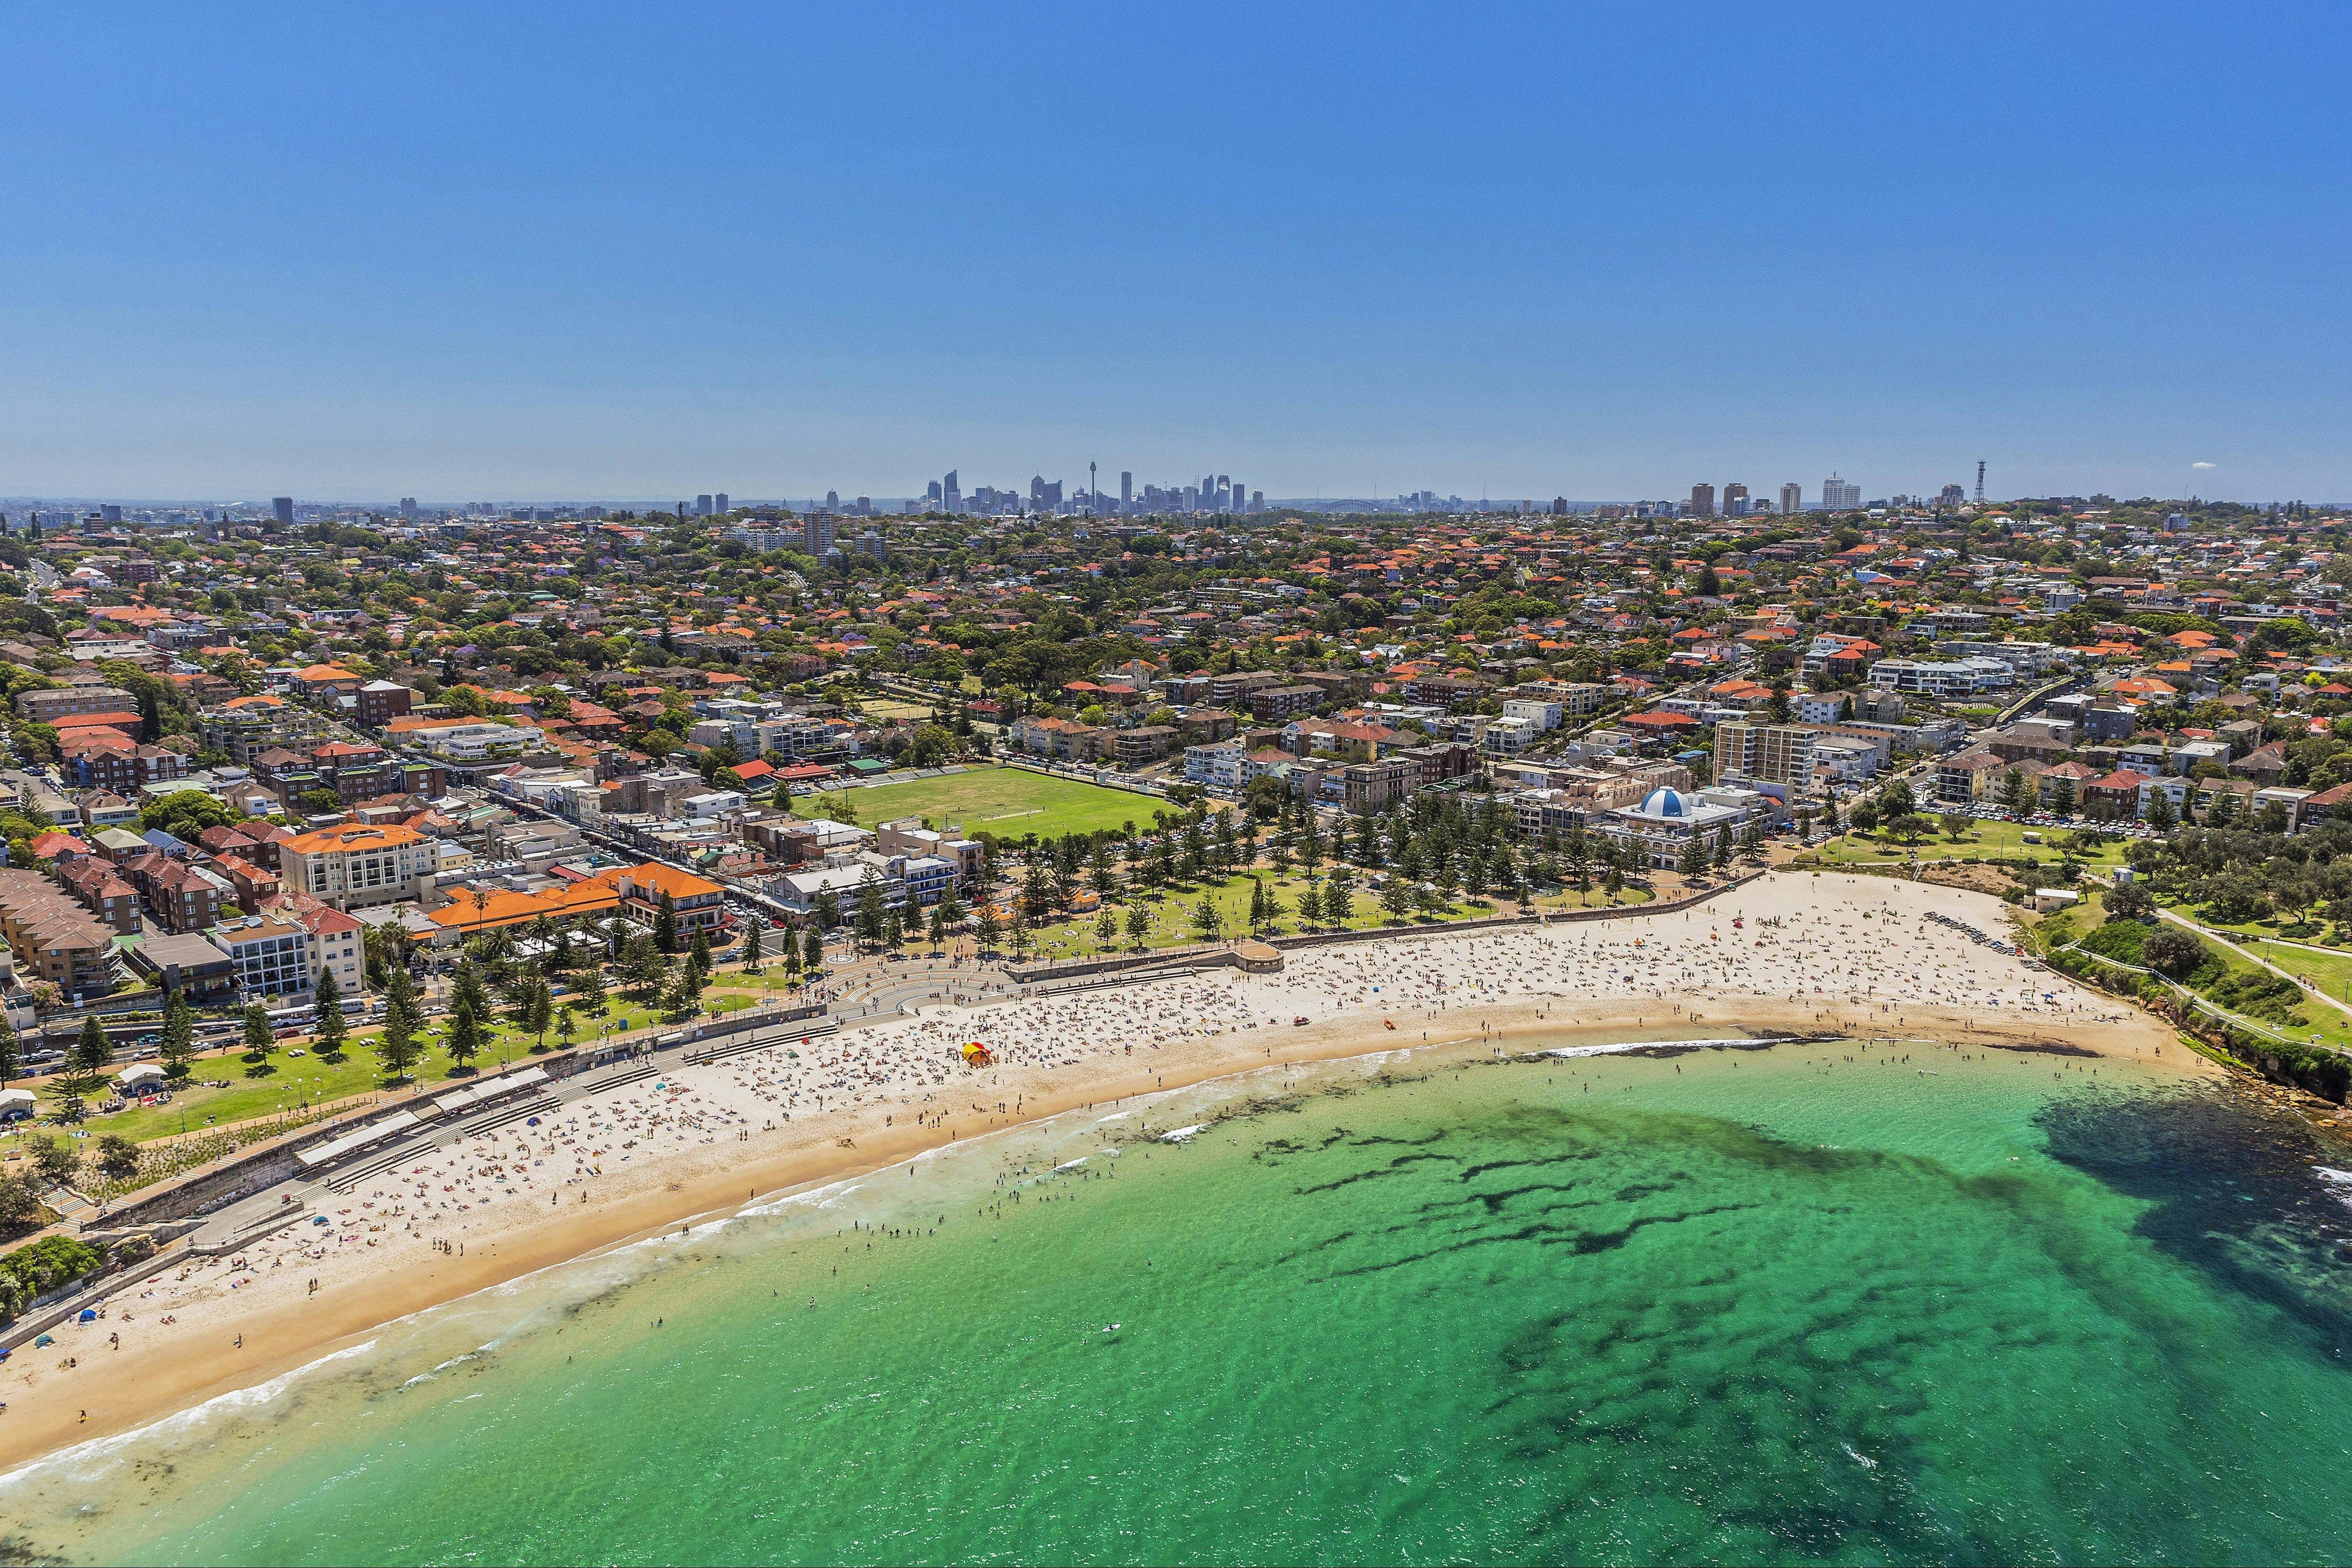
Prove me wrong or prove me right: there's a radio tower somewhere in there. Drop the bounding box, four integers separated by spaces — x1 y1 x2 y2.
1975 460 1986 504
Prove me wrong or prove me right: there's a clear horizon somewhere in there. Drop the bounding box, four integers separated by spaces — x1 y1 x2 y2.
4 4 2346 502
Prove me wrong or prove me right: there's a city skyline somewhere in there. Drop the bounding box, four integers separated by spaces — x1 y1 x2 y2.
0 463 2249 521
5 6 2347 500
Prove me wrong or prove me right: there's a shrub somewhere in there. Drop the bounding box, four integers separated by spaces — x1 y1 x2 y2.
0 1233 105 1320
2206 969 2308 1025
2080 919 2149 966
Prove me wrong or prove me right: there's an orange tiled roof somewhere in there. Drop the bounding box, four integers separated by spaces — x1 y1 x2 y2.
425 879 621 934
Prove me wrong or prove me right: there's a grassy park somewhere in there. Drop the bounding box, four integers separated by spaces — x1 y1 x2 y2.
1811 818 2130 869
0 983 734 1157
2237 937 2352 1004
796 766 1156 840
2032 891 2352 1057
0 1032 476 1154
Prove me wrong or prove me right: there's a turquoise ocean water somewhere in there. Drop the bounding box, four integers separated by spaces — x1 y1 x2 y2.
8 1037 2352 1565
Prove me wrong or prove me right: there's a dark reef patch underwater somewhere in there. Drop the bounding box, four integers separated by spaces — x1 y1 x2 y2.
10 1039 2352 1567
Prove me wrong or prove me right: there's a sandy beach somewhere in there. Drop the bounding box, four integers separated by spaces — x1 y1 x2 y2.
0 871 2194 1471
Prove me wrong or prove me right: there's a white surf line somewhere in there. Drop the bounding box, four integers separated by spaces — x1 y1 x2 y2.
0 1336 382 1491
1539 1034 1797 1058
55 1029 1571 1461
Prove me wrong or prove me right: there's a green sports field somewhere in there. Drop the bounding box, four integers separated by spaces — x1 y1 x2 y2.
796 766 1158 840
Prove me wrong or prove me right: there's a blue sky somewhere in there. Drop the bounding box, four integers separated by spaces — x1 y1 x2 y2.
5 3 2348 503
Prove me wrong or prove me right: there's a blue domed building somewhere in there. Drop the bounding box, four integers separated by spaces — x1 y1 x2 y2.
1604 784 1753 868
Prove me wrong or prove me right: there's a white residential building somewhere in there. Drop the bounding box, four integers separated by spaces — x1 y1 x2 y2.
1866 657 2015 697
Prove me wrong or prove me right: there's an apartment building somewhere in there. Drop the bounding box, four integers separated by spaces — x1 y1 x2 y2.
1114 726 1178 765
1713 723 1817 789
287 899 367 997
54 856 143 935
0 868 117 996
1183 741 1250 794
1341 755 1425 814
128 855 233 933
1511 681 1605 717
1405 675 1490 707
1936 750 2011 806
1867 657 2014 697
1245 685 1323 722
354 679 417 729
1010 716 1111 762
208 916 313 997
198 694 302 765
874 819 984 884
1206 670 1284 707
392 718 547 761
1479 716 1544 757
16 685 137 723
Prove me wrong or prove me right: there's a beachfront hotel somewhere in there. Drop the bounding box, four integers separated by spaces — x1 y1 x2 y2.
278 822 440 911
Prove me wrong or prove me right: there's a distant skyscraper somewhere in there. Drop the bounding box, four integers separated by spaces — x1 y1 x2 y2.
713 493 729 514
270 496 294 529
1251 490 1263 510
1822 474 1861 509
1120 471 1133 509
926 480 943 507
804 513 838 556
1723 483 1749 516
1779 482 1802 515
1689 483 1716 517
1938 483 1965 507
824 490 840 510
399 496 418 519
942 470 960 512
1230 479 1243 513
696 494 714 517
